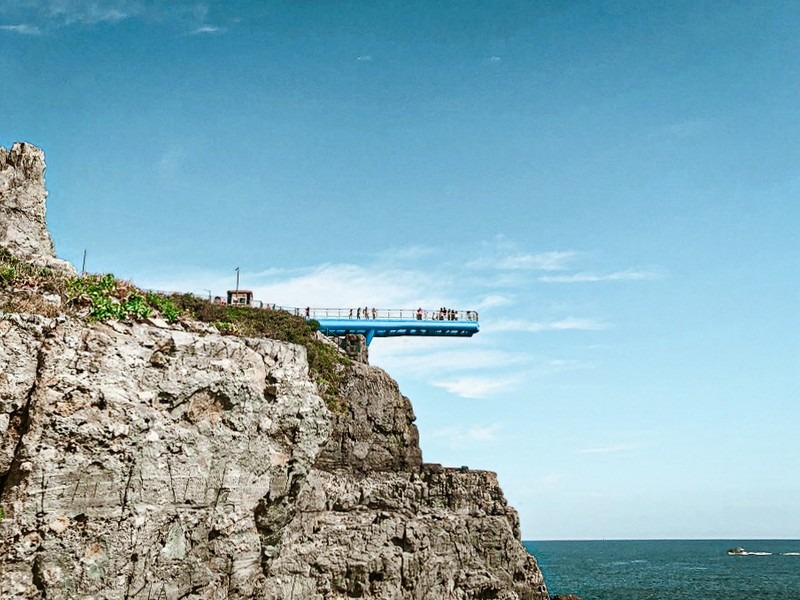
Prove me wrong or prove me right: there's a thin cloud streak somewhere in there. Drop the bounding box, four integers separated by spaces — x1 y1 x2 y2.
539 270 662 283
475 294 514 310
190 25 222 35
0 23 42 35
426 424 503 449
469 250 579 271
578 444 637 455
1 1 229 31
491 318 608 333
46 1 135 25
376 348 533 378
432 375 520 399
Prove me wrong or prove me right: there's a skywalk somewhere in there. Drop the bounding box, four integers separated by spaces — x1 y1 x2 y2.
289 307 480 345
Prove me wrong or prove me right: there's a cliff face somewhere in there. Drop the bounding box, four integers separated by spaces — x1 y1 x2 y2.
0 143 549 600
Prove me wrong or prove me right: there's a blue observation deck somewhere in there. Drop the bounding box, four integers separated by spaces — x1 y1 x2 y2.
278 307 479 345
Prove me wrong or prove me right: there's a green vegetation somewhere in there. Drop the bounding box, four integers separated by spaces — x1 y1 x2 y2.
0 250 349 410
66 274 179 323
0 248 58 289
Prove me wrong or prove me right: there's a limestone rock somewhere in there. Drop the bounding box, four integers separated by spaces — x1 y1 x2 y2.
0 142 75 274
0 144 550 599
0 318 331 598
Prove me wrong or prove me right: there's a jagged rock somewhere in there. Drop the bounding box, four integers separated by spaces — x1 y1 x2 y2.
0 144 550 599
0 318 331 598
0 142 75 275
337 333 369 364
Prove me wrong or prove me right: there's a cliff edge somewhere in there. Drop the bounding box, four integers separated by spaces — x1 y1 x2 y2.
0 143 549 599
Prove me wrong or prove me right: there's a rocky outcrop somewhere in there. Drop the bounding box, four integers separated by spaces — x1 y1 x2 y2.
265 363 547 598
0 315 332 597
0 143 75 275
0 143 549 599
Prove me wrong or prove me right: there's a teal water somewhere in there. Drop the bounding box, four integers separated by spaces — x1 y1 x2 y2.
524 540 800 600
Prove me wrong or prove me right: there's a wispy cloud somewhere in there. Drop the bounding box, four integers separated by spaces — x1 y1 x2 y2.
432 375 520 399
376 244 439 263
467 235 580 272
356 55 372 62
577 443 637 455
136 255 451 311
426 424 503 449
134 238 641 403
190 25 222 35
249 263 437 309
469 250 579 271
491 318 608 333
0 23 42 35
376 347 532 378
46 1 136 25
475 294 515 310
539 270 662 283
0 1 233 33
0 1 138 31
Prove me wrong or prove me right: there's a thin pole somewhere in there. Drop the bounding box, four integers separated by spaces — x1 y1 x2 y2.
235 267 240 291
81 249 87 275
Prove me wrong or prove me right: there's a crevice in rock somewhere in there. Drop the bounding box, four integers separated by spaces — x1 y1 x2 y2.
253 460 309 576
0 343 47 508
31 553 47 598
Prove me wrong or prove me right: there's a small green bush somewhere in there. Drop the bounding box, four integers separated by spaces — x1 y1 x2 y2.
145 292 179 323
0 264 15 284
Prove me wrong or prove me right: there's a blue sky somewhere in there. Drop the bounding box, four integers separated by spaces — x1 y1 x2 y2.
2 1 799 540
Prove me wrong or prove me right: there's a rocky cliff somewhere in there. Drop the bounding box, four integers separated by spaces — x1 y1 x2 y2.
0 143 550 599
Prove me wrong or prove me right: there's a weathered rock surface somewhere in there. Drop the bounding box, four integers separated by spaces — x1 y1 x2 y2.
0 143 550 599
0 143 75 275
0 316 331 598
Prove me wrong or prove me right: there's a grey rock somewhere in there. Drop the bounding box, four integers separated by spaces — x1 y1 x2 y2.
0 143 550 599
0 142 75 275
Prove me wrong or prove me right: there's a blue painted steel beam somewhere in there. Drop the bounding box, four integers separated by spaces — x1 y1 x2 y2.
312 318 479 346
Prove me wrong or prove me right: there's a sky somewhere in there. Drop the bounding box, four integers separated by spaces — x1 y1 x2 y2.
2 0 799 541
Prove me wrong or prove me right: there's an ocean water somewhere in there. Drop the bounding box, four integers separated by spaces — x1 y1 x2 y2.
523 539 800 600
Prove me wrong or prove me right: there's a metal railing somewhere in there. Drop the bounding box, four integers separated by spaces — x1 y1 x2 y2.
249 305 479 322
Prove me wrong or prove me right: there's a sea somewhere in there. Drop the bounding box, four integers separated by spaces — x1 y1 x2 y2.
523 539 800 600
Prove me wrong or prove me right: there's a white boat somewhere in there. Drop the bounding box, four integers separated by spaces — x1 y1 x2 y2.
727 547 772 556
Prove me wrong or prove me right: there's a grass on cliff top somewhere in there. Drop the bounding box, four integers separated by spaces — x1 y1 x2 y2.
170 294 350 410
0 249 349 410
